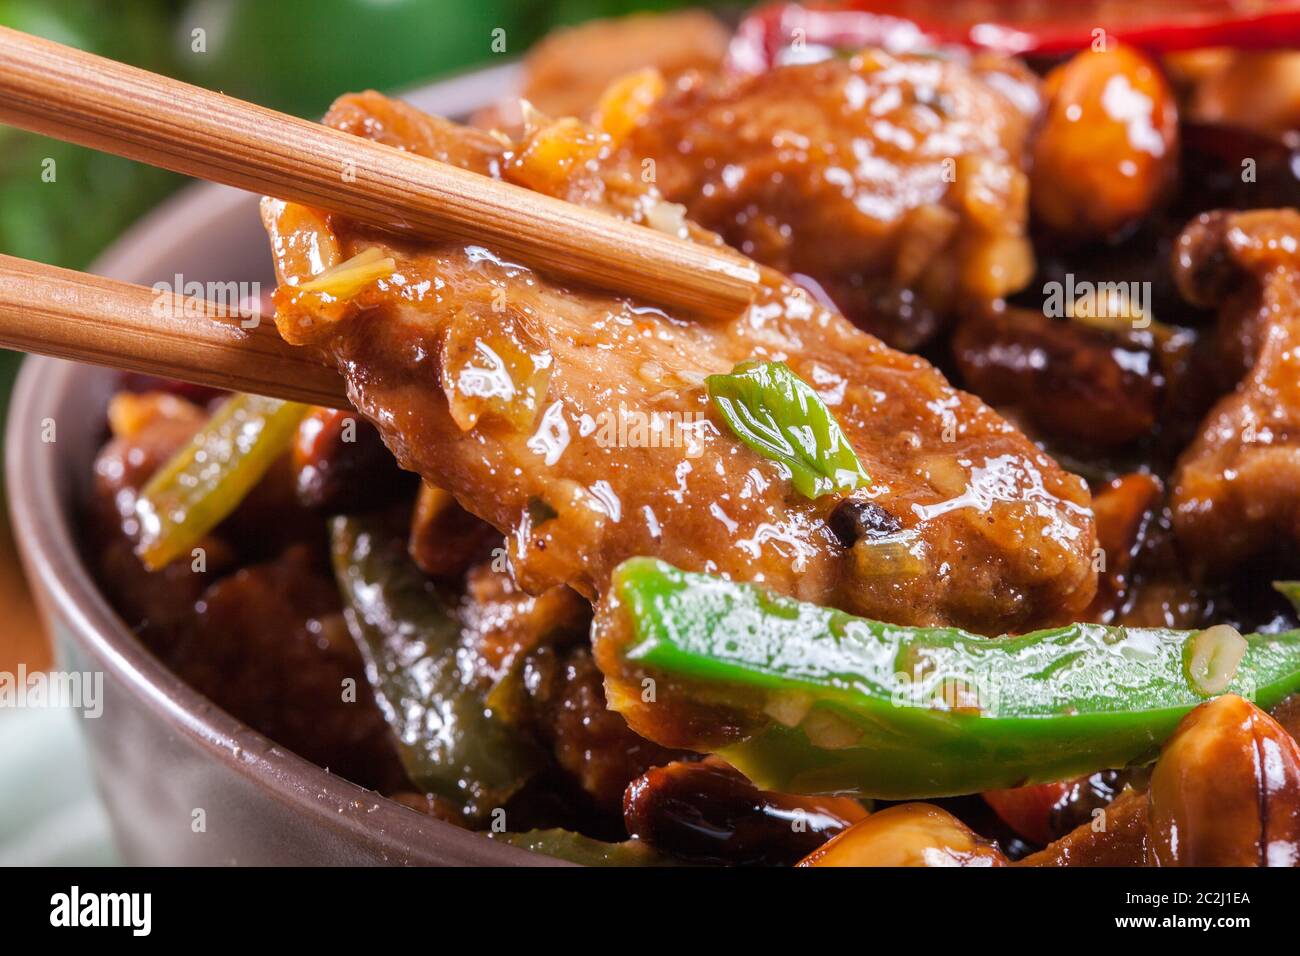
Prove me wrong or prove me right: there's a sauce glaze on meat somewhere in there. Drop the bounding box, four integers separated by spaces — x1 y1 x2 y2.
263 91 1097 633
623 50 1040 349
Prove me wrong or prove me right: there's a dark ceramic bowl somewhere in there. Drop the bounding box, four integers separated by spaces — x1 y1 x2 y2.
5 64 567 865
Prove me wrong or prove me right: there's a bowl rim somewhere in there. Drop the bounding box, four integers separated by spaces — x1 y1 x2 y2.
4 61 567 867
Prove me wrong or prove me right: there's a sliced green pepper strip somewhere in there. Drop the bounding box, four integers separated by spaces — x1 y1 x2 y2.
134 393 307 569
706 360 868 499
491 829 678 867
603 558 1300 798
330 515 544 819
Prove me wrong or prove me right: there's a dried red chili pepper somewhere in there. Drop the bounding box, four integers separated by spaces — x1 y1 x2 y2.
728 1 1300 74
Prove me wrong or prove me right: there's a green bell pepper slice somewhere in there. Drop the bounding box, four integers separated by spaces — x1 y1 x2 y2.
706 360 869 500
599 557 1300 798
134 393 307 570
331 514 545 820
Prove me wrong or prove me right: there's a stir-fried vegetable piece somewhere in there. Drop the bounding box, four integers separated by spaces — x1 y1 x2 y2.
729 2 1300 66
134 393 307 569
1276 581 1300 615
596 558 1300 798
1183 624 1249 697
982 781 1074 847
706 360 869 500
491 829 677 867
330 515 544 820
985 770 1140 847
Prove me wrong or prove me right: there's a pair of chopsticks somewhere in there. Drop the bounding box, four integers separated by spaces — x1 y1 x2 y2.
0 27 760 407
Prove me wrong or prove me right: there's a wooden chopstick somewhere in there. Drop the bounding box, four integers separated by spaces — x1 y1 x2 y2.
0 255 349 408
0 27 760 321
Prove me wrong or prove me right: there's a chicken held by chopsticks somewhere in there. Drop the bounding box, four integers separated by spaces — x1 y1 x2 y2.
262 89 1095 634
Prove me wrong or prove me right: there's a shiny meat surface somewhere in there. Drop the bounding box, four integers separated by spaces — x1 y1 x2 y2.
622 51 1039 349
623 757 867 866
263 91 1097 633
1018 789 1150 867
175 544 409 792
953 304 1174 449
1170 210 1300 572
458 560 677 811
521 644 681 813
458 559 589 686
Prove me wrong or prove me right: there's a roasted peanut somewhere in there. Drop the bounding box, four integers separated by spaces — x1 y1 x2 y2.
1032 44 1177 238
798 803 1007 867
1148 694 1300 866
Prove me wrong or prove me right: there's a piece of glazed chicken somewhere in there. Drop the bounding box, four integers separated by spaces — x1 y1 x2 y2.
262 68 1096 636
619 51 1040 351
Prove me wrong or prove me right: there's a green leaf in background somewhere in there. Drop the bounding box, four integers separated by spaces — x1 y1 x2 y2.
0 349 20 486
707 360 870 499
0 1 183 270
0 1 184 489
549 0 704 26
174 0 552 119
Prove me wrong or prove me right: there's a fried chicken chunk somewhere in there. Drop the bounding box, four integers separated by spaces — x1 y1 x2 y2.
621 51 1039 349
1169 209 1300 572
263 91 1095 633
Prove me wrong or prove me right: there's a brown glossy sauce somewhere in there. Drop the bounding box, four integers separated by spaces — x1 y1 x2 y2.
265 91 1097 634
624 51 1039 349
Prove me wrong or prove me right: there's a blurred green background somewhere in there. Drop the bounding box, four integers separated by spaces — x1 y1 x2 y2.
0 0 707 451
